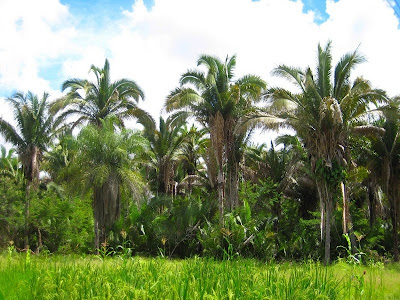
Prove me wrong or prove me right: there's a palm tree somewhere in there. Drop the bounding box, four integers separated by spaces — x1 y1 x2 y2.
258 42 384 264
43 128 76 184
0 146 21 181
357 98 400 260
51 59 152 129
165 55 266 223
70 117 148 252
0 91 54 248
177 125 208 194
138 113 189 195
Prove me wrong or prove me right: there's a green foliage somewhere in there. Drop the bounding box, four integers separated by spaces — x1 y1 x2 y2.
30 189 93 253
0 174 93 253
315 158 347 187
0 177 25 248
1 255 399 299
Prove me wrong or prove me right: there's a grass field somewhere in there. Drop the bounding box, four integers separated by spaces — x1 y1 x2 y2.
1 252 400 299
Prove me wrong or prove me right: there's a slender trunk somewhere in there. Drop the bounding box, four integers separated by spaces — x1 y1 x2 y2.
324 197 331 265
368 180 377 227
94 220 100 255
391 207 399 261
341 182 357 252
391 186 399 261
317 179 332 265
218 167 225 226
36 228 42 254
23 149 40 250
24 181 31 250
316 183 325 242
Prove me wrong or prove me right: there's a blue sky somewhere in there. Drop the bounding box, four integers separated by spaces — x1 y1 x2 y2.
60 0 338 25
1 0 400 144
19 0 391 93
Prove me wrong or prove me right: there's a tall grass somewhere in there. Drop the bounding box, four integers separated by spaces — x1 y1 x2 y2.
0 253 399 299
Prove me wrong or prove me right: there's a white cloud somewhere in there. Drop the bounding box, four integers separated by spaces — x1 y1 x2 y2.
103 0 321 122
1 0 400 146
0 0 76 96
322 0 400 96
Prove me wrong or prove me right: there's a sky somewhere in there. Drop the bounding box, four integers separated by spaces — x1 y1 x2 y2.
0 0 400 147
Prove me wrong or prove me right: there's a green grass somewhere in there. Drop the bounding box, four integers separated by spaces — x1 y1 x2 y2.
1 253 400 299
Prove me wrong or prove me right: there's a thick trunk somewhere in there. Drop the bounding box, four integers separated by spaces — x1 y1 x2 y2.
210 112 225 225
224 116 239 212
226 162 239 211
93 174 120 253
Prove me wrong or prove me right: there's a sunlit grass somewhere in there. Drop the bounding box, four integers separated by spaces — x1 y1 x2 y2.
0 253 400 299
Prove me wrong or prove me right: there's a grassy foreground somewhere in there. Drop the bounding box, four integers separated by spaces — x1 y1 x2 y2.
1 253 400 299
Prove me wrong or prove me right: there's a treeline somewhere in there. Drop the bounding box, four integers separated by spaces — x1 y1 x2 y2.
0 42 398 264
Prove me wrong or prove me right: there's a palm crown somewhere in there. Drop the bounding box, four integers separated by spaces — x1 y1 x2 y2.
52 59 151 128
0 91 53 183
264 41 385 264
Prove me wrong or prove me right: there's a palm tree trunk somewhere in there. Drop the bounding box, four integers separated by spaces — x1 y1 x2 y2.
226 163 239 211
24 181 31 250
224 116 239 212
317 179 332 265
210 112 225 225
218 167 225 226
325 196 332 265
341 182 357 252
367 179 377 227
391 207 399 261
317 182 325 242
391 186 399 261
93 175 121 253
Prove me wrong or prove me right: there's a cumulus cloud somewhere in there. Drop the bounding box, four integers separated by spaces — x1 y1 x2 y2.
0 0 75 96
1 0 400 146
106 0 321 121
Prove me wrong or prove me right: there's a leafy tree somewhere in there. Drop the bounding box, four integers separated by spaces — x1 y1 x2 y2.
52 59 152 129
259 42 384 264
165 55 266 223
0 91 54 248
69 117 148 252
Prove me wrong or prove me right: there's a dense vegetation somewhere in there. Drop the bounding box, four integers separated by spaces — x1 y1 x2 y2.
2 253 400 299
0 43 399 266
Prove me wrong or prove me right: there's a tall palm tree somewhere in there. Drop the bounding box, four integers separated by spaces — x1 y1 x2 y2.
358 98 400 260
0 91 54 248
51 59 152 129
70 117 148 252
257 42 384 264
51 59 152 252
165 55 266 223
